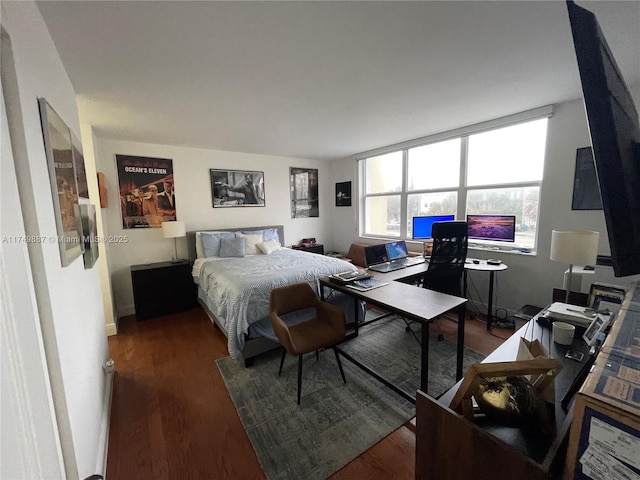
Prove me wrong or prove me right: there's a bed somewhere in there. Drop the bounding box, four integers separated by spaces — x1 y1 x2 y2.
187 225 364 366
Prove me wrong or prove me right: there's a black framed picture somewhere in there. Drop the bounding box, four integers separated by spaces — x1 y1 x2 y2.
210 169 265 207
336 181 352 206
290 167 319 218
572 147 603 210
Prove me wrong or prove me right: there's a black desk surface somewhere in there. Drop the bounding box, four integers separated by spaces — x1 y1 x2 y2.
438 316 593 466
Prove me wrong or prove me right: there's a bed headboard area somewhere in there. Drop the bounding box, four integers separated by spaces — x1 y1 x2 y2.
186 225 285 264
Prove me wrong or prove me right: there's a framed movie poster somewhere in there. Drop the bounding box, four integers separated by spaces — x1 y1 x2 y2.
290 167 319 218
572 147 603 210
116 155 176 228
210 169 265 207
38 98 84 267
335 181 352 207
80 204 99 269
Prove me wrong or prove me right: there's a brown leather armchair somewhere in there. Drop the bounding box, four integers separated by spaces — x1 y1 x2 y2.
269 282 347 405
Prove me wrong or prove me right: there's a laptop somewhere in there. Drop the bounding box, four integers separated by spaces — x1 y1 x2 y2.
368 241 425 273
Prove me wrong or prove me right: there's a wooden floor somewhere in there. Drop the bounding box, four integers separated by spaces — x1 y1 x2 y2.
106 307 514 480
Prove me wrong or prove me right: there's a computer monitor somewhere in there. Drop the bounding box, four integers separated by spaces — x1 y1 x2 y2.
412 215 455 239
364 244 388 266
567 1 640 277
466 215 516 242
385 241 409 261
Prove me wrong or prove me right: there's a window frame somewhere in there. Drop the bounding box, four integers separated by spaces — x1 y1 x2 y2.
356 106 553 253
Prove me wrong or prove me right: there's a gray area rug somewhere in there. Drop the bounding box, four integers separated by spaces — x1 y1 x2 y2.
216 314 485 480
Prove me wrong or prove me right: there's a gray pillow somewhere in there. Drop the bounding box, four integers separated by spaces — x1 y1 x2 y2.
220 237 246 258
201 232 235 257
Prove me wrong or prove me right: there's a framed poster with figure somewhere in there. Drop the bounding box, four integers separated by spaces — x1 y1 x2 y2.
210 169 265 207
290 167 319 218
38 98 84 267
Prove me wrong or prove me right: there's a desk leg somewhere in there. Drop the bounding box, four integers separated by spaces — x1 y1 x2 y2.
486 271 495 330
456 305 466 381
420 322 430 392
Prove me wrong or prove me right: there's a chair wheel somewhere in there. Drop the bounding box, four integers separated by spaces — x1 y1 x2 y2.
437 334 444 341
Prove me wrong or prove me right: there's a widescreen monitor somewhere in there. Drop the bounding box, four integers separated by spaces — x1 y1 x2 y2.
412 215 455 239
466 215 516 242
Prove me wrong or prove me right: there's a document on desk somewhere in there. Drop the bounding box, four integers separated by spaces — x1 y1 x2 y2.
546 302 595 327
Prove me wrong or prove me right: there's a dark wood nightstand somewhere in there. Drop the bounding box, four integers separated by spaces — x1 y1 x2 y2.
130 260 197 320
292 244 325 255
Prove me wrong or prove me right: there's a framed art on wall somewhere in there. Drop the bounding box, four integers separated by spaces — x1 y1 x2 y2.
38 98 84 267
290 167 319 218
80 204 99 269
116 154 176 228
336 181 352 207
210 169 265 207
572 147 603 210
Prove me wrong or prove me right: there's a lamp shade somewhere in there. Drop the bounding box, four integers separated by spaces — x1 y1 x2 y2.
550 230 599 265
162 221 186 239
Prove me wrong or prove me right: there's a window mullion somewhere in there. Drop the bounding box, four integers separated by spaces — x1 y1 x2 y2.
458 137 469 220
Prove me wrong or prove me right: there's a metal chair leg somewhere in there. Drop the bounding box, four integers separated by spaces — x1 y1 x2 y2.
297 355 303 405
278 348 286 376
333 346 346 384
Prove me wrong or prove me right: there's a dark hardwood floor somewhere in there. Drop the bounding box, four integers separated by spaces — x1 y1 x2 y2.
106 307 513 479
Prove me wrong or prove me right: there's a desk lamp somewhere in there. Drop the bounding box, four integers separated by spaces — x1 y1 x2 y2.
550 230 599 304
162 220 186 263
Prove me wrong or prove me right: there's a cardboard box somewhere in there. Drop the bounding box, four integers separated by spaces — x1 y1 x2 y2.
565 286 640 479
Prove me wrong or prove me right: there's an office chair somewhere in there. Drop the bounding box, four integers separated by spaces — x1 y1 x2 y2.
405 221 469 342
269 282 347 405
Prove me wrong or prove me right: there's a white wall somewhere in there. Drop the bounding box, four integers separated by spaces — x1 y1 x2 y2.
93 137 335 315
1 2 111 478
328 89 640 316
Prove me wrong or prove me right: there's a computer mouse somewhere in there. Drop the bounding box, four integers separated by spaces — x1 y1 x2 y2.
473 259 480 264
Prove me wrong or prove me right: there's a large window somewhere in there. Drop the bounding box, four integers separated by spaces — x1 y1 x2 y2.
360 114 549 251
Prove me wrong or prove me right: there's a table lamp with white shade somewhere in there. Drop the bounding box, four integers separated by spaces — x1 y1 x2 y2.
550 230 600 304
162 221 186 263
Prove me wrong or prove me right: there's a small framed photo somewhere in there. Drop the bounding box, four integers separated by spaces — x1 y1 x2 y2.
582 314 609 347
210 169 265 207
336 181 352 207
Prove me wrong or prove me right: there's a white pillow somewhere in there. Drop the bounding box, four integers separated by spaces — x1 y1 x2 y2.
257 239 281 254
236 233 263 255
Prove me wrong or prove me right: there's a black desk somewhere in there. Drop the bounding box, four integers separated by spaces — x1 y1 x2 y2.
320 263 467 404
437 316 592 469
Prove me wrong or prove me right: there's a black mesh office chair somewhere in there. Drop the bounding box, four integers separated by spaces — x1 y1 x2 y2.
405 221 469 342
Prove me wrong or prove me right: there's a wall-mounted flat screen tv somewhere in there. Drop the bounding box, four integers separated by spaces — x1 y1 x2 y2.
467 215 516 242
567 1 640 277
412 215 455 239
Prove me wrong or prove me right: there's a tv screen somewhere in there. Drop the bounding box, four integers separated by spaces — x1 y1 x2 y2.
466 215 516 242
412 215 455 239
567 1 640 277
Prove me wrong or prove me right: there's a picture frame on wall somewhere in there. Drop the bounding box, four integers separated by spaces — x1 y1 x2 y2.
572 146 603 210
38 98 84 267
80 204 99 269
290 167 319 218
116 154 176 228
210 169 265 207
335 181 352 207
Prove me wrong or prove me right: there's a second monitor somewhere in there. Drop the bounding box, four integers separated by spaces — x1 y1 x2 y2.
412 214 455 239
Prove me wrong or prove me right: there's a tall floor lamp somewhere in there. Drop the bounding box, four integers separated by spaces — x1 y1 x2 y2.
162 221 186 263
550 230 599 304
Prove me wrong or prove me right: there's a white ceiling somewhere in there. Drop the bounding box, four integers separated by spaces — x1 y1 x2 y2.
37 1 640 161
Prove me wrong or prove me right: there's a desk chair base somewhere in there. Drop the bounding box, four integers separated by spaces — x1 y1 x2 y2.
278 347 346 405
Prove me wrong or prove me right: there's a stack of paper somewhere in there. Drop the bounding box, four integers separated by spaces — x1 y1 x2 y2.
545 302 596 327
